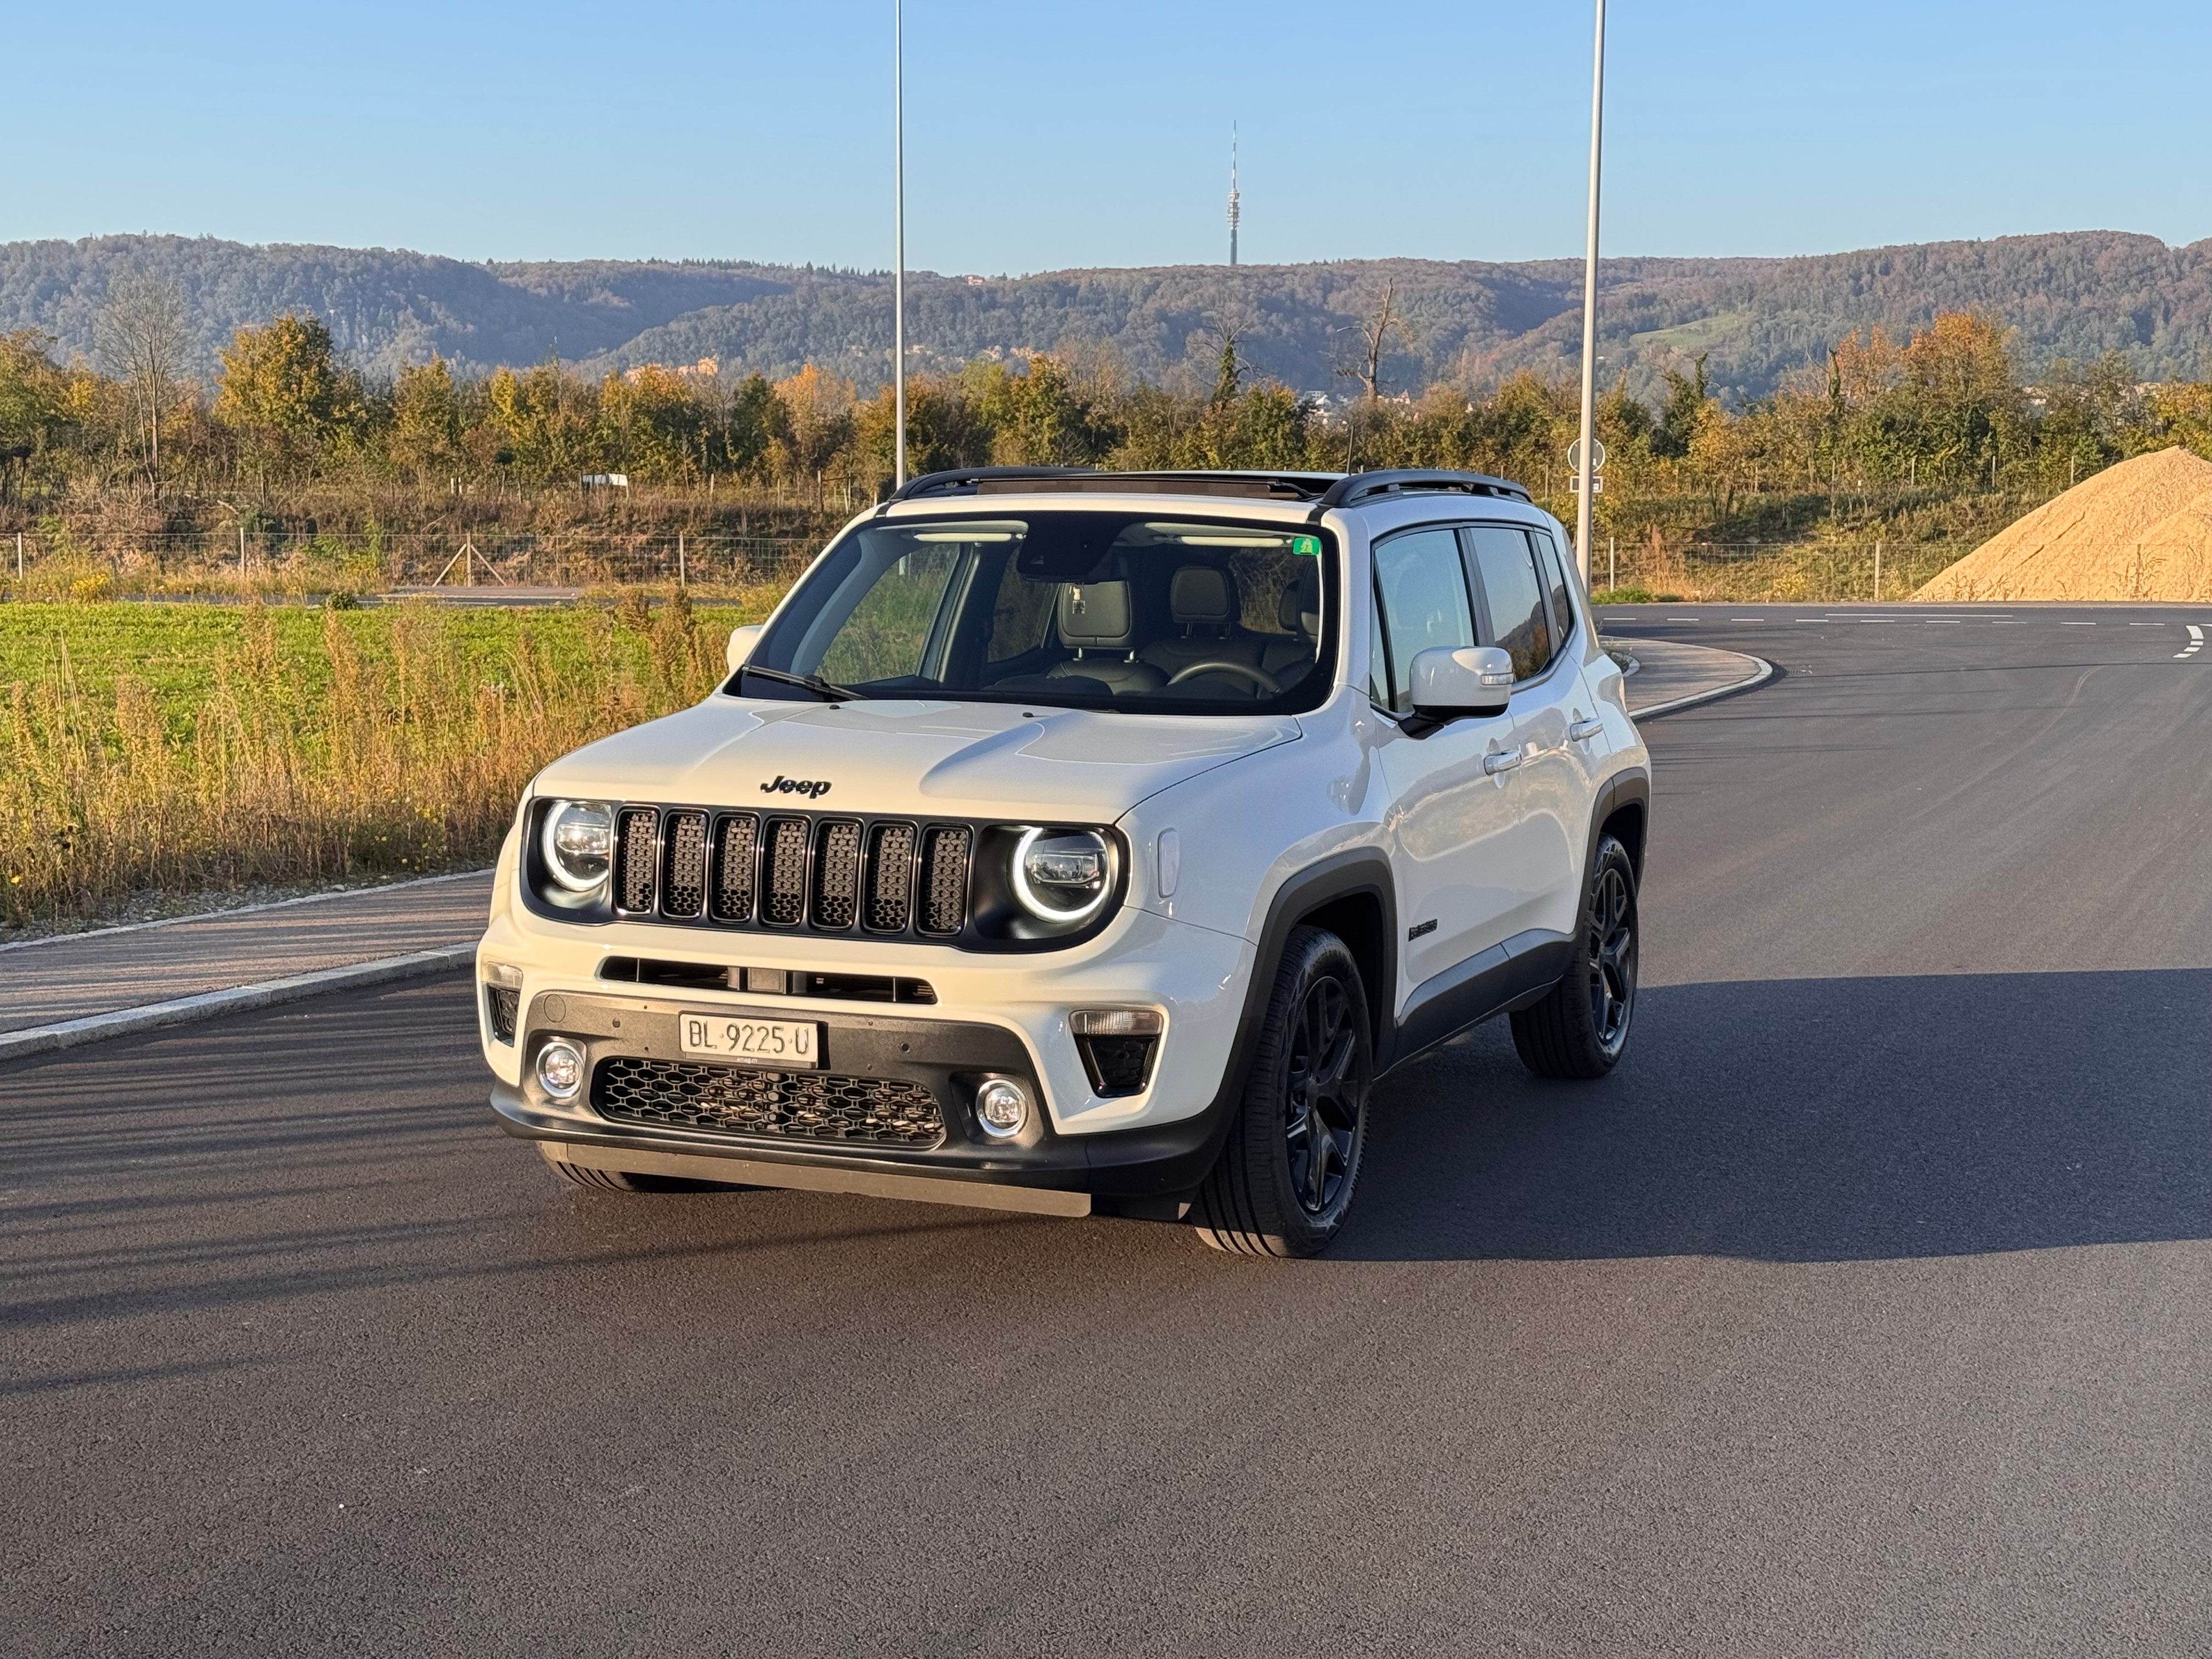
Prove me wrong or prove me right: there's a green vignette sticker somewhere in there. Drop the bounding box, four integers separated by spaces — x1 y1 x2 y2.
1290 534 1323 557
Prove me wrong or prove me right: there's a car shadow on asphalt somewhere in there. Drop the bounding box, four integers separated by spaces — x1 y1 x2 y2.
1335 969 2211 1264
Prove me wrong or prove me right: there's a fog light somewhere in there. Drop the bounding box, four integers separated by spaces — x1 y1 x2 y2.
537 1039 585 1101
1070 1008 1164 1037
974 1077 1031 1138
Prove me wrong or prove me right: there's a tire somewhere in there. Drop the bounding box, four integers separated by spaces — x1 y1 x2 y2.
545 1158 738 1194
1511 833 1639 1079
1194 926 1374 1257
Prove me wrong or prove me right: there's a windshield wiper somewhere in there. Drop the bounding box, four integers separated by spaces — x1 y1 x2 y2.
737 663 861 702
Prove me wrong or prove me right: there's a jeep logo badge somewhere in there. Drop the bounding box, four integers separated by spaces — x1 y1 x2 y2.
761 775 833 798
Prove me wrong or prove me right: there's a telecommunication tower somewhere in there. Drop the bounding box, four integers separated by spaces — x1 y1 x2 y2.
1227 125 1241 267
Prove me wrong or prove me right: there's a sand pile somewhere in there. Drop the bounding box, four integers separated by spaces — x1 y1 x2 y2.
1915 447 2212 602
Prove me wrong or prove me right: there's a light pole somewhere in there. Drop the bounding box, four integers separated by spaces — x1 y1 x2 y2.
893 0 907 489
1573 0 1606 583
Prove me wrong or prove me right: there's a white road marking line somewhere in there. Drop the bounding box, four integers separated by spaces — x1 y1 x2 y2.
2190 626 2205 640
2129 622 2164 626
1731 616 1764 621
1667 617 1700 622
1929 619 1961 624
1991 620 2025 625
2059 621 2095 626
2180 625 2205 659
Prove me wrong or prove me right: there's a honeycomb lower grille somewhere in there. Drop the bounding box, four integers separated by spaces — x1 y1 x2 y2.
593 1056 945 1147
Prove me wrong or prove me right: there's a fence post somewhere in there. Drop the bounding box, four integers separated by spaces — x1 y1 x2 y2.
1873 539 1882 602
678 532 687 588
1608 537 1615 591
239 524 247 579
14 532 20 580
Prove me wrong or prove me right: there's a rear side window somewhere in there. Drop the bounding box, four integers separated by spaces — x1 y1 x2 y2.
1372 527 1475 714
1465 526 1553 681
1529 528 1576 647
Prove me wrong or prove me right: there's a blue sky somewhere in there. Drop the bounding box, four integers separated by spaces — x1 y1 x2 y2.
14 0 2209 270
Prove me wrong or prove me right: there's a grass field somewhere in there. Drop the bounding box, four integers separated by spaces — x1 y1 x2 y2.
1 594 776 932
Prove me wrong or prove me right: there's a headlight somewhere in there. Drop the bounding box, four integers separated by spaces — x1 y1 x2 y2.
1011 827 1113 923
540 799 615 892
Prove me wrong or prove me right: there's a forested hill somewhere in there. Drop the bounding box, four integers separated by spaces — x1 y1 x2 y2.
4 230 2210 400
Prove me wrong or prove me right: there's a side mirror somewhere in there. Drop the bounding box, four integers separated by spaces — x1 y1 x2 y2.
1406 646 1514 731
726 624 764 675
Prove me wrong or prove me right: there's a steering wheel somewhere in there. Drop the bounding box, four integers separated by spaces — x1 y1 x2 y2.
1166 660 1280 694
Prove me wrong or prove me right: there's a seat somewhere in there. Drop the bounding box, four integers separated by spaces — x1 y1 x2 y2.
1139 565 1267 685
1261 563 1322 679
1043 580 1165 694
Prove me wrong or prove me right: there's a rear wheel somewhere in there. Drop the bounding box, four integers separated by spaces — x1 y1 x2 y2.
1194 926 1373 1257
1510 833 1639 1079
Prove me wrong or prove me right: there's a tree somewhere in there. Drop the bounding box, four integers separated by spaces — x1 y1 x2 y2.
390 356 462 480
214 312 358 478
94 273 193 479
1339 281 1409 403
1650 353 1710 459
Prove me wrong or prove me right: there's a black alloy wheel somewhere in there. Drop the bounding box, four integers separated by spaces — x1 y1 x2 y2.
1586 857 1637 1056
1510 832 1640 1080
1284 974 1361 1214
1195 926 1373 1256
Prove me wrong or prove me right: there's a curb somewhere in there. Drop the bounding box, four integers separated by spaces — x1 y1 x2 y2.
1632 654 1776 719
0 943 476 1064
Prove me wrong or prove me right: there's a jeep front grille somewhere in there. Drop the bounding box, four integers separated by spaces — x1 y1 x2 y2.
594 1055 945 1148
601 804 979 945
712 814 758 921
615 809 658 913
865 822 915 932
919 826 971 936
661 811 709 918
810 819 862 930
762 816 810 927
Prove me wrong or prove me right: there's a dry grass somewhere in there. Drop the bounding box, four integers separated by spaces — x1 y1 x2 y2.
1 594 770 932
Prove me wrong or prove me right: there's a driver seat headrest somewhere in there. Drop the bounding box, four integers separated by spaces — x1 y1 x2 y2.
1169 565 1236 628
1058 580 1136 650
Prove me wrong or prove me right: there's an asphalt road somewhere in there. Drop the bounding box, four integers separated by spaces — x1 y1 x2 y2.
6 603 2209 1657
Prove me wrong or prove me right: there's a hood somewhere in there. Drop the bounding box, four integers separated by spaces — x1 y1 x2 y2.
534 696 1301 822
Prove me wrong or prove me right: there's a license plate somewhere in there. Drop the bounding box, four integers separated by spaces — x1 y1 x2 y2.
679 1013 822 1068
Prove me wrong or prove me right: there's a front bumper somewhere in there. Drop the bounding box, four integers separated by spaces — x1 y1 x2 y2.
491 989 1237 1206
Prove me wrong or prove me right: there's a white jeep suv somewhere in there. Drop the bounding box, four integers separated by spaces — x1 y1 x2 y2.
475 468 1649 1256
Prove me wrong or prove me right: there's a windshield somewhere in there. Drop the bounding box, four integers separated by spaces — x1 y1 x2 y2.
738 511 1337 715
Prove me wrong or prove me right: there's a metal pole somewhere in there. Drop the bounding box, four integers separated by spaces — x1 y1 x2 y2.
14 532 21 580
678 531 687 588
1873 539 1882 602
893 0 907 489
1573 0 1607 584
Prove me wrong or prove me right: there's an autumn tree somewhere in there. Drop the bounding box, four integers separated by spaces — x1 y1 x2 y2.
215 312 359 479
390 356 464 480
94 273 194 480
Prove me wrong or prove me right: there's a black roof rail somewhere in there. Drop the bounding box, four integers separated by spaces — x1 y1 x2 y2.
882 467 1342 506
1309 469 1532 512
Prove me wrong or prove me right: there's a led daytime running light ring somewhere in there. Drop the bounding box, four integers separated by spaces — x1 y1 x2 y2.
1011 826 1112 924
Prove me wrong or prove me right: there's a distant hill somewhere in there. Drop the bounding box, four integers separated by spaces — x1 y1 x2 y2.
4 230 2210 402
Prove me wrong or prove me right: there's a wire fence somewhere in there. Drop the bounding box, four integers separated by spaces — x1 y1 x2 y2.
0 528 827 594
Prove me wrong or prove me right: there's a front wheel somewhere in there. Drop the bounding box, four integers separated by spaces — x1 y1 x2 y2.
1194 926 1373 1257
1510 832 1639 1079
